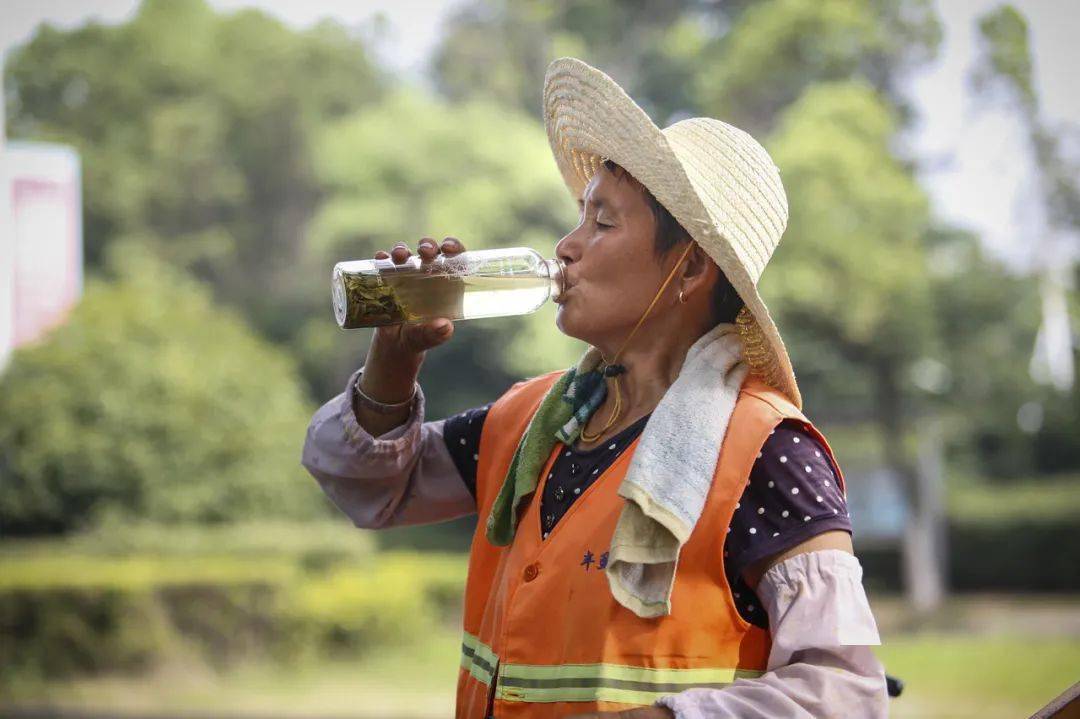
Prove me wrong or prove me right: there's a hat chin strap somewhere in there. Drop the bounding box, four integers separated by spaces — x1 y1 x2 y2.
580 241 695 443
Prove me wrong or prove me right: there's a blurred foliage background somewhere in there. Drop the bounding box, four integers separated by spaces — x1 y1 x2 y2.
1 0 1078 717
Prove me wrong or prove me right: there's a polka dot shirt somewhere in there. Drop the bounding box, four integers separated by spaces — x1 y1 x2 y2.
443 408 851 628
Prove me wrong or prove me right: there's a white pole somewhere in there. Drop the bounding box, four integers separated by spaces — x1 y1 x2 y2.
0 62 14 373
0 53 6 150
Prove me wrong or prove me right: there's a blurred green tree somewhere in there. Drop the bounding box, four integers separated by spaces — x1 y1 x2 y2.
695 0 940 133
0 243 327 536
432 0 940 132
3 0 384 346
764 80 949 611
299 89 584 408
432 0 716 121
766 80 936 484
764 65 1071 606
967 4 1080 475
922 227 1051 479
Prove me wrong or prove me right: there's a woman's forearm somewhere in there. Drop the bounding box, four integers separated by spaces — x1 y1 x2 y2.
353 330 426 437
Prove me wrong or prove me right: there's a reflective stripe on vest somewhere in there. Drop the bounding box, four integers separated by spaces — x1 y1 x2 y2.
462 631 763 705
461 630 499 686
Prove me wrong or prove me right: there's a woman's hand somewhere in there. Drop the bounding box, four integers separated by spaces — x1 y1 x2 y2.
352 236 465 436
563 708 675 718
371 236 466 356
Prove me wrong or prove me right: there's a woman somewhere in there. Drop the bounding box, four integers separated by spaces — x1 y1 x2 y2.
302 58 886 718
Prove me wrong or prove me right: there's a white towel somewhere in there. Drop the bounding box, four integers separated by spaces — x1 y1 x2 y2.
605 322 748 618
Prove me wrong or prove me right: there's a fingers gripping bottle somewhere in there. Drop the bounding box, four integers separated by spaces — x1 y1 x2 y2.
332 247 567 329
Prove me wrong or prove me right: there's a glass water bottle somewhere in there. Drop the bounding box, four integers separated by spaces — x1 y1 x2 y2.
332 247 567 329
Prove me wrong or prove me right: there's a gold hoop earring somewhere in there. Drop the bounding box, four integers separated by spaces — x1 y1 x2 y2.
678 289 688 304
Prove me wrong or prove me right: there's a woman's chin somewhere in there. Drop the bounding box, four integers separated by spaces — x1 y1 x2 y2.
554 305 578 339
555 308 569 335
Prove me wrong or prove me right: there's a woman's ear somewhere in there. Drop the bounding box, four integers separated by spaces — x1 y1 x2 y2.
680 242 713 290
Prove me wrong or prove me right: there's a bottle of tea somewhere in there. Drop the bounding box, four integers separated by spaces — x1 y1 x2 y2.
332 247 567 329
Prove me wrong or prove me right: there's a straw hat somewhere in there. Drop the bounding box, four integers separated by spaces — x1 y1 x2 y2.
543 57 802 409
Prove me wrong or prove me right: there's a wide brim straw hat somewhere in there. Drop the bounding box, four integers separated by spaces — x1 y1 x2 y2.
543 57 802 409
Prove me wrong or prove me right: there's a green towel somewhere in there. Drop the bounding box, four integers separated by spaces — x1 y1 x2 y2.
485 346 618 546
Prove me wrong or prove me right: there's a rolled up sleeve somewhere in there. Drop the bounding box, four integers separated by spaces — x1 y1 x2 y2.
301 366 477 529
654 549 888 718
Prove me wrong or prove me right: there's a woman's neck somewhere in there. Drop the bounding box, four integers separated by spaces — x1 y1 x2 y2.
582 309 726 443
581 335 694 443
610 318 706 400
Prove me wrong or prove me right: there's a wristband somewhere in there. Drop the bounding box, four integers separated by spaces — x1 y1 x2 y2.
353 373 418 415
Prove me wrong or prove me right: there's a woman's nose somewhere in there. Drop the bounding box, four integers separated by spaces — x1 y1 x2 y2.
555 224 584 266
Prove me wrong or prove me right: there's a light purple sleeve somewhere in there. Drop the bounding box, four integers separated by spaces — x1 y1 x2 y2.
654 549 888 719
300 366 477 528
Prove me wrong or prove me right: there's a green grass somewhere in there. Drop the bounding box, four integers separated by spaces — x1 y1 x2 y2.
8 623 1078 718
4 622 464 718
878 634 1080 718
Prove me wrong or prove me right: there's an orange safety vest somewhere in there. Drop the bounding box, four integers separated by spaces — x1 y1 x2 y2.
456 370 846 718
